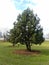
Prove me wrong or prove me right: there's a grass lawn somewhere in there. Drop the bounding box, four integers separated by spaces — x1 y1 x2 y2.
0 41 49 65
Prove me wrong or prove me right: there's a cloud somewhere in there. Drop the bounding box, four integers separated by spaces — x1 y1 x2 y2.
12 0 36 10
0 0 21 29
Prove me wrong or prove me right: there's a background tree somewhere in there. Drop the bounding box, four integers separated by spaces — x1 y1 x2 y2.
0 32 2 38
4 31 10 42
9 8 44 51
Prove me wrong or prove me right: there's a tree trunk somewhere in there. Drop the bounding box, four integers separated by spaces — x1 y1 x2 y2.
26 42 31 51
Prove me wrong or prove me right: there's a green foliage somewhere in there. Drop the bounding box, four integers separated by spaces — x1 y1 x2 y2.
9 8 44 50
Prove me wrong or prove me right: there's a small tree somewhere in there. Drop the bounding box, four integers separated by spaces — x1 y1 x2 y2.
9 8 44 51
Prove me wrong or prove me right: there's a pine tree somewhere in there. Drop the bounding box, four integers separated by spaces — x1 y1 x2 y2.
9 8 44 51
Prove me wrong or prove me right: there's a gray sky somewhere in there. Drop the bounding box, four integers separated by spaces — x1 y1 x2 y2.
0 0 49 35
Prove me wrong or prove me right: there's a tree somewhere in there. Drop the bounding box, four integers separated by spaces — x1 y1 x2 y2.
9 8 44 51
2 31 10 42
0 32 2 38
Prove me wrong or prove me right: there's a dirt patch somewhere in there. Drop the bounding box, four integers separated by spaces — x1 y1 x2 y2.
13 49 41 55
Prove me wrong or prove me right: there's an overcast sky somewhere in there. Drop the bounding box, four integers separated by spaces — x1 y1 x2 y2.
0 0 49 35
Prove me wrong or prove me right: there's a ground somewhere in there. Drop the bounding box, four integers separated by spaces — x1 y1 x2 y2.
0 41 49 65
13 49 40 55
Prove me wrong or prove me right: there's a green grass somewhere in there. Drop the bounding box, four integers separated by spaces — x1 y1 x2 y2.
0 41 49 65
